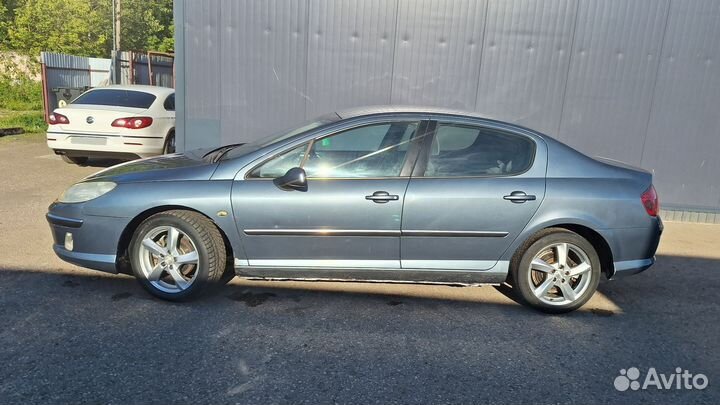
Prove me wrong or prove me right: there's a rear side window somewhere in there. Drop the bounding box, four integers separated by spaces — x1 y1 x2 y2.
72 89 157 109
164 94 175 111
424 123 535 177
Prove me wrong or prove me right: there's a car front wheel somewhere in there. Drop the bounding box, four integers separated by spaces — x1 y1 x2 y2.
129 210 228 301
510 228 601 313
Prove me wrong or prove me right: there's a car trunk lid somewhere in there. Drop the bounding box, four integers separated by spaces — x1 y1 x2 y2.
593 156 653 188
53 105 148 134
593 156 651 174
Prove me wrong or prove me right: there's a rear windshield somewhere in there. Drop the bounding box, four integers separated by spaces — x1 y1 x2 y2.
72 89 157 109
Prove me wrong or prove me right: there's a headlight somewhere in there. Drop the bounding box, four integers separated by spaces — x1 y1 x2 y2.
58 181 116 203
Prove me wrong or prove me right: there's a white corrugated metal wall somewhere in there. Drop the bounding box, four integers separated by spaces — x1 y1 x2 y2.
176 0 720 214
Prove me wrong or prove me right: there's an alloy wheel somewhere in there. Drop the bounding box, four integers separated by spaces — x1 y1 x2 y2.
137 225 200 293
527 242 593 306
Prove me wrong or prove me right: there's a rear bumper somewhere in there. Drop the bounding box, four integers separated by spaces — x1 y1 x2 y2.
47 131 164 159
608 216 663 279
612 257 655 278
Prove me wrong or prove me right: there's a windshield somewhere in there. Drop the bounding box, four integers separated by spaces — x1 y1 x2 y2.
72 89 157 109
221 114 339 160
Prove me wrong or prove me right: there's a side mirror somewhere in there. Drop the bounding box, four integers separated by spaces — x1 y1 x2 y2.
273 167 308 191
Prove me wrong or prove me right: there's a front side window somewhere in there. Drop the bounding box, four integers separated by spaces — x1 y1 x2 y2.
248 144 308 178
248 121 420 179
303 122 418 178
424 123 535 177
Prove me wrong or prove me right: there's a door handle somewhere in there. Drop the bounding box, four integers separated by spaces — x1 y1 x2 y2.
503 191 536 203
365 191 399 203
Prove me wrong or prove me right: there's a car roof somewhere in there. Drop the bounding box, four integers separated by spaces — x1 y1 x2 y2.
333 105 554 142
89 84 175 96
335 105 491 120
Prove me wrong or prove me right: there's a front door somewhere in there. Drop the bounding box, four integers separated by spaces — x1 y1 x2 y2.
232 120 425 269
401 120 546 270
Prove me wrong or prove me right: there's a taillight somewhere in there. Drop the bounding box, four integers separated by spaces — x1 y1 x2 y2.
111 117 153 129
48 113 70 125
641 185 659 217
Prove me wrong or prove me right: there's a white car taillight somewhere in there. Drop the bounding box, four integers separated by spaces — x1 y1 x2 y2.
111 117 153 129
48 113 70 125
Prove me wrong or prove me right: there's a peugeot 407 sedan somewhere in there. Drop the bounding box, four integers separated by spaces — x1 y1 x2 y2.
46 106 662 313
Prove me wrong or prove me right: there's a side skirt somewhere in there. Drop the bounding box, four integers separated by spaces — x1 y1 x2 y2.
233 260 509 286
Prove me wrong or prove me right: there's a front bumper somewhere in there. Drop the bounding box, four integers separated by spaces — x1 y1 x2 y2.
51 244 117 273
46 203 130 274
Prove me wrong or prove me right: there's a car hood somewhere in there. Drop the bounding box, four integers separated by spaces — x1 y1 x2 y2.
84 150 218 183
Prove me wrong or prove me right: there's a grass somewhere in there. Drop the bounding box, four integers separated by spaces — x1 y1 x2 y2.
0 77 47 144
0 110 47 133
0 78 43 111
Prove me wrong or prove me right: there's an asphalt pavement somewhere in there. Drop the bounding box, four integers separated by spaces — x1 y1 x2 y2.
0 137 718 404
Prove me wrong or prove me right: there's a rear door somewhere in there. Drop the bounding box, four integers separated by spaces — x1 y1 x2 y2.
400 119 547 270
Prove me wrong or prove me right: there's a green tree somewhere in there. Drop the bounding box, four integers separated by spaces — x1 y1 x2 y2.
119 0 173 52
4 0 173 57
0 0 9 48
155 22 175 53
9 0 111 57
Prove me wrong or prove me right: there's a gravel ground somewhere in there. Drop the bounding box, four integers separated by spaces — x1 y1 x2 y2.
0 138 718 404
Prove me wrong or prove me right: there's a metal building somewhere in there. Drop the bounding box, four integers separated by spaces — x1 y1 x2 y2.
174 0 720 217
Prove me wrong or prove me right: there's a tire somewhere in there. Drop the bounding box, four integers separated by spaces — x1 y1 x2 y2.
129 210 227 301
61 155 88 165
163 131 176 154
510 228 601 314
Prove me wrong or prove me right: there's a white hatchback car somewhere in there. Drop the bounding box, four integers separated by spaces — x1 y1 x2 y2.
46 85 175 165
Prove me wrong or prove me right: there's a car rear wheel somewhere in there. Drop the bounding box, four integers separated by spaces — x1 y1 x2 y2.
129 210 227 301
163 132 175 154
510 228 601 313
61 155 88 165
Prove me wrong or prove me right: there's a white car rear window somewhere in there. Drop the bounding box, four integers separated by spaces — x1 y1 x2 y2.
72 89 157 109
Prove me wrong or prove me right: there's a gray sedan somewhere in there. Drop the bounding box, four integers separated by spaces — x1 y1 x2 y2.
46 106 662 313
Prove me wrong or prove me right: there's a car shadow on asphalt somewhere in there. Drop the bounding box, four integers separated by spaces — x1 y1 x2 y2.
80 158 128 168
1 254 718 405
1 265 535 313
1 254 716 318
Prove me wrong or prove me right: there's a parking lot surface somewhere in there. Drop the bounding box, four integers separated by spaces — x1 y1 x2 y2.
0 138 718 404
